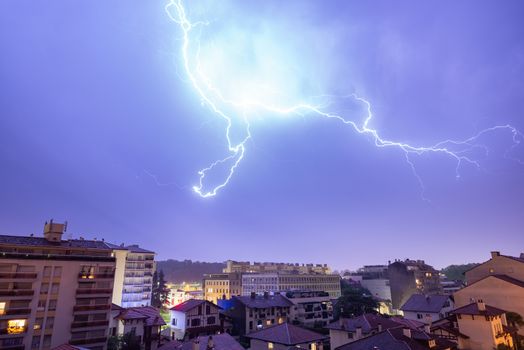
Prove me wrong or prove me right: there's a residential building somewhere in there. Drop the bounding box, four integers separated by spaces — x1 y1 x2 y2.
326 313 402 349
400 294 454 324
109 304 165 350
245 322 327 350
0 220 116 350
242 273 341 298
464 251 524 284
168 299 221 340
285 290 333 328
453 251 524 334
159 333 244 350
430 315 471 349
202 273 241 304
335 327 457 350
109 244 155 308
224 260 331 275
165 283 203 308
451 300 514 350
388 259 442 311
223 292 293 336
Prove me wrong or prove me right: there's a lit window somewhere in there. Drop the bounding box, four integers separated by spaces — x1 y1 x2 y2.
7 319 27 334
0 302 5 315
268 343 274 349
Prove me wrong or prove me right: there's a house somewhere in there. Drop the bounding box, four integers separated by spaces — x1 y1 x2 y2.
430 315 470 349
335 327 457 350
158 333 244 350
110 305 166 350
169 299 222 340
400 294 454 323
454 251 524 335
224 292 293 336
451 300 514 350
326 313 402 349
285 290 333 328
246 322 327 350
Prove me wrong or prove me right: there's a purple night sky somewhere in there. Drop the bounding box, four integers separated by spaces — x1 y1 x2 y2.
1 0 523 270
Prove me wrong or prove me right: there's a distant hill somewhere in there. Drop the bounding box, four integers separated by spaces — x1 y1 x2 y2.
441 263 479 281
156 259 226 283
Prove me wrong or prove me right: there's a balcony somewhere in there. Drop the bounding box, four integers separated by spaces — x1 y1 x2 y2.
0 273 37 279
0 290 34 297
69 337 107 345
78 273 114 280
71 320 109 329
73 304 111 312
3 308 31 316
76 288 113 295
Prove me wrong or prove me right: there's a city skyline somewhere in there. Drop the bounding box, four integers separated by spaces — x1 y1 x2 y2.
1 0 524 271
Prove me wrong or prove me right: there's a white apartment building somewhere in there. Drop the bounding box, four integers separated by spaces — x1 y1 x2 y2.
241 273 341 298
110 244 155 308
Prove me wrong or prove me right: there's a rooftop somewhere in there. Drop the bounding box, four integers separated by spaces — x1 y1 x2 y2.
451 302 506 316
171 299 219 312
245 323 327 345
234 294 294 309
401 294 452 313
326 313 401 334
115 306 166 327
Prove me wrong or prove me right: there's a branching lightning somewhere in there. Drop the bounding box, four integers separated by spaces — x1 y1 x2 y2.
165 0 523 199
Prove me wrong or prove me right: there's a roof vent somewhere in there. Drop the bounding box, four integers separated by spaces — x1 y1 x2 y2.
491 251 500 258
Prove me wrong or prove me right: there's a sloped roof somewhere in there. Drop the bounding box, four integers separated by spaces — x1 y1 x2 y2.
170 299 220 312
451 302 506 316
390 317 425 330
0 234 113 250
459 274 524 290
245 323 327 345
176 334 244 350
326 313 400 334
234 294 293 308
116 306 166 326
401 294 451 313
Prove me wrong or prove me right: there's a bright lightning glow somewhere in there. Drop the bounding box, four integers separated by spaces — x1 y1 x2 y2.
165 0 523 199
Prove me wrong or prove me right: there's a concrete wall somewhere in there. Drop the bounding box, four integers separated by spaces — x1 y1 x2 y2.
465 254 524 284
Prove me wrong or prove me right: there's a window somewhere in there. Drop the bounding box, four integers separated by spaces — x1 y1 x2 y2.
197 305 202 315
0 302 5 315
40 283 49 294
43 266 52 277
34 318 43 330
37 300 46 310
31 336 40 349
46 317 54 329
249 321 253 330
191 319 201 327
7 319 27 334
43 335 51 348
207 316 216 325
348 332 354 339
53 266 62 277
51 283 59 294
48 300 57 311
172 318 177 326
417 313 423 319
206 305 211 314
268 342 274 349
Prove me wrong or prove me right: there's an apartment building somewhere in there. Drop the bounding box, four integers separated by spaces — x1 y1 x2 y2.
223 260 331 275
285 290 333 328
388 259 442 311
241 273 341 298
0 221 116 350
202 273 241 304
110 244 155 308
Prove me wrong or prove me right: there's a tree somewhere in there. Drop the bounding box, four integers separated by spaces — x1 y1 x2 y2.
506 312 523 350
333 281 378 320
152 269 169 308
121 331 141 350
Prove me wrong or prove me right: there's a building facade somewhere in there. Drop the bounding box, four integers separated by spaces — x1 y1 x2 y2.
285 290 333 328
400 294 454 324
203 273 241 304
169 300 221 341
241 273 341 298
0 221 116 350
223 261 331 275
110 244 155 308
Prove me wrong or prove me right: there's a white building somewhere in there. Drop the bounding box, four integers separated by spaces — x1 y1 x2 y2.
241 273 341 298
169 299 222 340
110 244 155 308
400 294 454 324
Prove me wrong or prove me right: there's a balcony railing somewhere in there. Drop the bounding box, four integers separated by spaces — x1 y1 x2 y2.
78 273 114 279
0 290 34 297
71 320 109 329
76 288 113 295
69 337 107 345
0 273 37 279
73 304 111 312
4 308 31 315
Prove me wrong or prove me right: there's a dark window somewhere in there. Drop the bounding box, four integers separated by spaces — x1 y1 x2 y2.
206 305 211 314
191 318 201 327
207 316 216 325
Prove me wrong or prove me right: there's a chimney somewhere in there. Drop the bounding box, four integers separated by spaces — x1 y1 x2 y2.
263 291 269 299
355 326 362 339
206 336 214 350
477 299 486 311
377 323 382 332
491 251 500 258
43 220 65 242
250 292 256 299
424 323 431 334
192 339 200 350
520 253 524 259
403 328 412 338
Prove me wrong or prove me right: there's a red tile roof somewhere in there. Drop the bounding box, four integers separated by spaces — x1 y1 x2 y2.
451 302 506 316
245 323 327 346
170 299 220 312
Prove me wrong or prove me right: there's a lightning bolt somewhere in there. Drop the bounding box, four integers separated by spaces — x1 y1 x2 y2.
165 0 523 199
